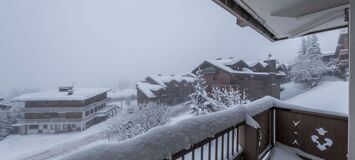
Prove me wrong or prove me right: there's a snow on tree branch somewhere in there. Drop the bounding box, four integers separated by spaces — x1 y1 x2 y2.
104 102 168 142
290 35 328 88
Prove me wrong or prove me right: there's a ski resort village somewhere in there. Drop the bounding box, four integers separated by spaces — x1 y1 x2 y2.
0 0 354 160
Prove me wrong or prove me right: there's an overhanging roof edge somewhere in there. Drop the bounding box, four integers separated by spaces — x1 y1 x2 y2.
212 0 349 41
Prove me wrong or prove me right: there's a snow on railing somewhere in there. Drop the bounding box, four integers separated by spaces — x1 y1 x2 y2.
63 96 348 160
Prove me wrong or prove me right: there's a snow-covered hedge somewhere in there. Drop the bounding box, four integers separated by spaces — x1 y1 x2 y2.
63 96 347 160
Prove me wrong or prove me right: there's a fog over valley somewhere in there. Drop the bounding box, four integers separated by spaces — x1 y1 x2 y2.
0 0 339 97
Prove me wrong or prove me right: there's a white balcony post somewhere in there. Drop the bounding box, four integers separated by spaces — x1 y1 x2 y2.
349 0 355 159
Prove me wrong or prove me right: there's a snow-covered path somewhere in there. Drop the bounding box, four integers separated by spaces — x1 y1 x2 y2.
23 132 104 160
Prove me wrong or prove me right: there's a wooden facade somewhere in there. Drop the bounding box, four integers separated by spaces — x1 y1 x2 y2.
14 89 119 134
137 74 195 106
193 58 287 100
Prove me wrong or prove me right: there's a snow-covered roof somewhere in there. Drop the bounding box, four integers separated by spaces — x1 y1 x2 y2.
137 74 196 98
322 51 336 57
0 102 11 107
203 58 287 76
148 74 195 88
136 82 164 98
12 88 110 101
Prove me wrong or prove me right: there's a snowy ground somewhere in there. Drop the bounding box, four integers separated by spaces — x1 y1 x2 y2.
285 79 348 114
0 100 193 160
107 89 136 99
0 100 134 160
0 79 348 160
0 118 109 160
280 82 310 100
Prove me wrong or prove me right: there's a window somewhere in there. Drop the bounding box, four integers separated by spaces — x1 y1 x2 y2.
213 76 217 80
43 124 47 129
85 110 89 116
29 125 38 129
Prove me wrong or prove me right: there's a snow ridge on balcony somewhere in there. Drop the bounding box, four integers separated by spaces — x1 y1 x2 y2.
63 96 347 160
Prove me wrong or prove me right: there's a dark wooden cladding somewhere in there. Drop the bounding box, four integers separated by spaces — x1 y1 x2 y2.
275 108 348 160
252 110 272 154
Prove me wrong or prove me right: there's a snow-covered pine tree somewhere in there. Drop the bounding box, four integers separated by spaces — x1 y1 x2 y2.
190 68 213 115
290 35 327 87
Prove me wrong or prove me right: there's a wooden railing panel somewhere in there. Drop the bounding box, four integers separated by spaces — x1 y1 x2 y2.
253 110 272 154
275 108 348 160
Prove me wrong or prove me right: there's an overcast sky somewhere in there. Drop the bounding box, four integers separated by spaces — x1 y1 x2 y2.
0 0 341 97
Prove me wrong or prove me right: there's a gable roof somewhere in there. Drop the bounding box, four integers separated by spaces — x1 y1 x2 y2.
148 74 196 88
195 58 287 76
137 74 196 98
136 82 164 98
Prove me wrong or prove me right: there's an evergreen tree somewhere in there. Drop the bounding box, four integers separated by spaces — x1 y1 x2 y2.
190 68 213 115
291 35 327 87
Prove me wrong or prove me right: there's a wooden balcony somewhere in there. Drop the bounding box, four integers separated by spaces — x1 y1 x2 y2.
171 98 348 160
20 99 109 113
63 96 348 160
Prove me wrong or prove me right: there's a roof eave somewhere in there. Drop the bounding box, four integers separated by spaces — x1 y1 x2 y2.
212 0 349 41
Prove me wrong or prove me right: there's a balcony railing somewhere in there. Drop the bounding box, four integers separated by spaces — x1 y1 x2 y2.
20 98 109 113
63 96 348 160
17 118 83 124
17 105 118 125
170 98 348 160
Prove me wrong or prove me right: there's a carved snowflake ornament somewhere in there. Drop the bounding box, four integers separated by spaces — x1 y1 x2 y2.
311 128 333 151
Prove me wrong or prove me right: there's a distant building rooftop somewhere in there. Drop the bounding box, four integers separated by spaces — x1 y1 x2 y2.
12 88 111 101
199 57 287 76
137 74 196 99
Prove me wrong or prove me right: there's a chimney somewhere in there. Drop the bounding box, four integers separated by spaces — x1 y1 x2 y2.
59 86 73 92
264 59 277 72
264 53 276 72
67 89 73 95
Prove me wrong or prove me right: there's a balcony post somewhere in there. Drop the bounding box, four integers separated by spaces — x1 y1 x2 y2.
349 4 354 160
244 126 260 160
349 1 355 159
